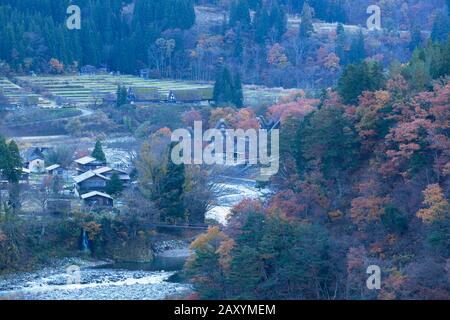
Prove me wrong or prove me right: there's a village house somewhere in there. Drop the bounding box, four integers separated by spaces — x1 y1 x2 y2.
127 86 214 104
74 156 106 173
93 167 131 186
139 68 150 79
128 87 162 103
81 191 114 208
45 164 65 176
169 88 213 104
183 118 280 166
22 147 52 173
79 65 97 75
73 170 110 192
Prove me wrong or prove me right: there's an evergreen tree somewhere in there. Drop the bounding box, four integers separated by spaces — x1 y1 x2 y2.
269 2 287 40
233 73 244 108
337 61 386 105
0 0 195 74
348 30 366 64
233 29 244 60
335 23 347 65
230 0 251 30
213 67 235 106
116 85 128 108
254 6 271 43
188 212 337 300
213 67 244 107
252 2 286 43
431 10 450 43
299 2 314 39
410 24 423 51
403 51 431 92
0 138 22 183
91 140 106 163
402 38 450 91
159 143 186 222
175 0 196 30
382 205 408 234
296 105 361 178
106 173 123 196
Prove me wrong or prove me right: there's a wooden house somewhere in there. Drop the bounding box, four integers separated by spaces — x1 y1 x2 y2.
22 147 52 173
81 191 113 208
73 170 110 192
93 167 131 186
169 88 213 103
46 164 65 176
74 156 106 173
128 87 162 103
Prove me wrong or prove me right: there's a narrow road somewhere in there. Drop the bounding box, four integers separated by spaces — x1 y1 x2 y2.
3 106 94 129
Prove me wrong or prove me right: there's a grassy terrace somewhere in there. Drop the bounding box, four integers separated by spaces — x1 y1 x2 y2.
16 75 295 107
0 77 52 107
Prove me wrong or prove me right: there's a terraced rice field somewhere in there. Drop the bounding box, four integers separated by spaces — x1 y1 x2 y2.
16 74 295 107
0 77 52 107
16 75 213 107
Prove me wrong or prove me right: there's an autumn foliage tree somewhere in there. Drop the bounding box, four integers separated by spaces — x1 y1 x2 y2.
417 184 449 224
181 26 450 302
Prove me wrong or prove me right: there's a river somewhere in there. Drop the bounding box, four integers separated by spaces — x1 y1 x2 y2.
0 180 269 300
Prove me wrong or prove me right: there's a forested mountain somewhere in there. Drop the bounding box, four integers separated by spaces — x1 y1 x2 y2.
0 0 449 87
0 0 196 74
185 38 450 300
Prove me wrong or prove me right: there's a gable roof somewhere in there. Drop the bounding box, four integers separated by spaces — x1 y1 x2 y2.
74 156 97 165
46 164 61 171
81 191 113 200
129 86 162 101
93 167 113 175
93 166 128 175
23 147 48 161
73 170 110 184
